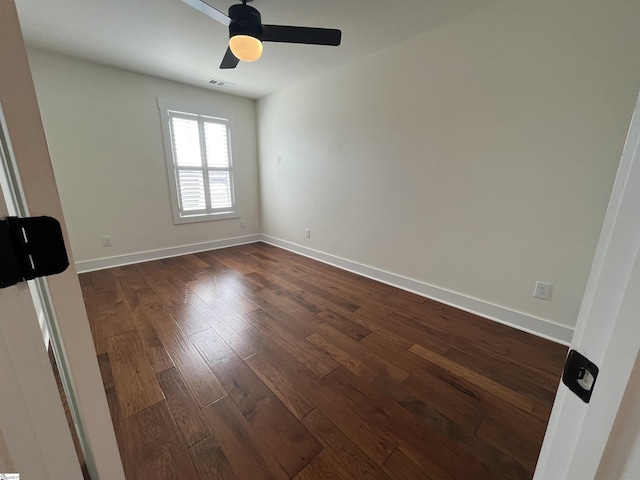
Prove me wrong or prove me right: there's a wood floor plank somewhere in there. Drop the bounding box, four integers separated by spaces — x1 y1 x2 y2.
293 450 356 480
245 351 315 420
98 353 133 477
312 382 399 465
135 293 227 408
88 243 566 480
157 367 210 447
205 249 258 275
248 251 315 278
360 332 443 375
205 309 258 360
444 346 560 404
201 396 289 480
382 448 434 480
382 291 429 311
244 269 304 295
363 310 454 356
94 287 137 355
184 279 256 338
123 401 200 479
253 288 319 337
106 330 164 418
97 352 114 389
363 333 546 446
304 273 396 315
409 343 535 413
313 323 409 387
169 302 212 336
278 272 361 313
114 275 176 374
113 267 153 309
136 261 186 307
190 327 323 477
532 399 555 423
190 251 232 273
476 402 548 471
314 309 371 341
306 332 380 382
178 253 212 276
241 264 349 326
129 305 176 375
209 284 261 316
223 340 398 468
189 434 238 480
395 303 566 377
91 268 116 294
245 309 339 378
387 386 531 480
401 372 485 432
78 272 93 288
301 409 393 480
324 367 492 480
182 279 223 317
349 308 420 351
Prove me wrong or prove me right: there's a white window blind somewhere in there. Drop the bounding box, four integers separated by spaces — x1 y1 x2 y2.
166 110 235 221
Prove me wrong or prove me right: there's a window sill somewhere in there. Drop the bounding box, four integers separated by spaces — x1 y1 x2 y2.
173 211 239 225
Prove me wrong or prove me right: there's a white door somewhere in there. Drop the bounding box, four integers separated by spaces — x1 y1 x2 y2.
1 2 125 478
534 93 640 478
0 190 83 478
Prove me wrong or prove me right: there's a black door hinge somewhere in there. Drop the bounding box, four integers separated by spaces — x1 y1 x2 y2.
0 216 69 289
562 349 599 403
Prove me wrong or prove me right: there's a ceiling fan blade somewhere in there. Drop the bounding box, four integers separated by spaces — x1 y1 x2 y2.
262 25 342 46
181 0 231 27
220 47 240 69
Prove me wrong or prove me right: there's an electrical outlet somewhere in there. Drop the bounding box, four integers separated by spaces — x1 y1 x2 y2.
240 219 245 228
102 235 112 247
534 281 552 300
305 228 311 238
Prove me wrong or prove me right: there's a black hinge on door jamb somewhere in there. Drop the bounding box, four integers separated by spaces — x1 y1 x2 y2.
562 349 599 403
0 216 69 289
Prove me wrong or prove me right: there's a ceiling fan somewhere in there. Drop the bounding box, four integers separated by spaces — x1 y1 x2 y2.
181 0 342 69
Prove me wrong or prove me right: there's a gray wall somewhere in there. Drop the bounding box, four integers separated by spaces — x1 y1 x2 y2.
257 1 640 329
28 49 260 264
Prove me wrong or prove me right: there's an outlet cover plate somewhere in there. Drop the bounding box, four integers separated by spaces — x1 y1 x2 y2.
534 281 552 300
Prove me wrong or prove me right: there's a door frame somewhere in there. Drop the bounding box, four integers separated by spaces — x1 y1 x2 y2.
1 98 82 478
0 1 124 478
0 257 82 478
534 93 640 478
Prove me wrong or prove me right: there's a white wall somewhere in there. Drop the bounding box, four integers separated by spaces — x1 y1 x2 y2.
257 1 640 330
27 49 260 265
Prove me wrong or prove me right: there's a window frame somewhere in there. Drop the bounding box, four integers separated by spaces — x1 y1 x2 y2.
158 98 239 224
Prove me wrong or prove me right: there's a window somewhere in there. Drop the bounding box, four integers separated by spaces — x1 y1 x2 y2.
160 102 237 224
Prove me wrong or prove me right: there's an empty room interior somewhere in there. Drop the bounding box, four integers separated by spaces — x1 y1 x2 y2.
6 0 640 478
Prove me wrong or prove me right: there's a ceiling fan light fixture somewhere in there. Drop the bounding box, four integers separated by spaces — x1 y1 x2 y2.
181 0 342 70
229 34 263 62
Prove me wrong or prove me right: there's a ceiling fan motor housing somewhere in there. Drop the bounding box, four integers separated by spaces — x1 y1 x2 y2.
228 3 264 41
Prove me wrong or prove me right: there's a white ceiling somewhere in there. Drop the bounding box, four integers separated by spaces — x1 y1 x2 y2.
16 0 497 99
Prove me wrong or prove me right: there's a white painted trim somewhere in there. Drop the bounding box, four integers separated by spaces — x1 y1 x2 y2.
260 235 573 345
534 92 640 479
75 234 262 273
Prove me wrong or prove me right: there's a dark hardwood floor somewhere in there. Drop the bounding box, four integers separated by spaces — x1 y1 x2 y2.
79 242 567 480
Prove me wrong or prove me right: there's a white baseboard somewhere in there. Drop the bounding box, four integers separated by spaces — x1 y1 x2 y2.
75 232 574 345
260 235 574 346
75 234 262 273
